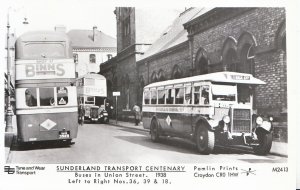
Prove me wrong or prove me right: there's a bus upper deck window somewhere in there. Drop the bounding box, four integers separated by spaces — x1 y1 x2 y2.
25 88 37 107
184 86 192 104
40 88 55 106
151 90 157 104
57 87 68 106
158 90 165 104
193 86 200 104
175 88 184 104
166 89 174 104
144 91 150 104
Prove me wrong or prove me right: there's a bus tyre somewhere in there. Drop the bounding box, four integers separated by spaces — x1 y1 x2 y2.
150 120 160 142
253 130 273 155
196 126 215 154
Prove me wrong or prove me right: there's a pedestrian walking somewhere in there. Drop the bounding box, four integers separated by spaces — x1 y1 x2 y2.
132 104 141 126
78 105 85 126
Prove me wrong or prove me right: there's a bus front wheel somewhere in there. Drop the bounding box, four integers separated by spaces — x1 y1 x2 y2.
195 126 215 154
253 129 272 155
150 120 160 142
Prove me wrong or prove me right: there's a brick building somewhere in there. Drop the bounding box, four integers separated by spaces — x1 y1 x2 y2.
100 8 286 141
100 7 182 119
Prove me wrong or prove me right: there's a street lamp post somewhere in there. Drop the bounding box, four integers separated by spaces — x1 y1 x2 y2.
5 8 29 132
5 11 13 132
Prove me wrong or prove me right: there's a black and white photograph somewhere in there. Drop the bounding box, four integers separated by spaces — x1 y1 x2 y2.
0 0 298 190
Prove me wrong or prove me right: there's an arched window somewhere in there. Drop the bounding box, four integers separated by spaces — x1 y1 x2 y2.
222 37 238 71
172 65 182 79
151 71 158 83
237 32 257 75
195 48 209 75
277 21 286 52
238 44 255 74
157 69 166 81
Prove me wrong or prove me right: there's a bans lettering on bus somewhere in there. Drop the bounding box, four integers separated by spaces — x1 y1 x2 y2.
142 71 273 155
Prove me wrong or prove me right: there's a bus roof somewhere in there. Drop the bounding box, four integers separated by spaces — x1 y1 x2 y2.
15 31 73 59
144 72 265 89
16 31 71 42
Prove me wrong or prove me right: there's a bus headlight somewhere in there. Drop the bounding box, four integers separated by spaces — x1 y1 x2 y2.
261 121 272 131
208 119 219 128
256 117 263 125
222 115 230 124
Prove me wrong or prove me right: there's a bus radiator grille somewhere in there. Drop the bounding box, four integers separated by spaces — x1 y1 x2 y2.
232 109 251 133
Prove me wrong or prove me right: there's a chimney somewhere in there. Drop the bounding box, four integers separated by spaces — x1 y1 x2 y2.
93 26 97 41
55 25 66 33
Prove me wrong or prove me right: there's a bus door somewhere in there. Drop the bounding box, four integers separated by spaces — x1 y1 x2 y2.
191 82 212 125
161 87 173 133
164 85 185 135
181 84 193 135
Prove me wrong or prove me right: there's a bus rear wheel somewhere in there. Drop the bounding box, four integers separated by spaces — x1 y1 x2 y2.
150 120 160 142
253 130 272 155
195 126 215 154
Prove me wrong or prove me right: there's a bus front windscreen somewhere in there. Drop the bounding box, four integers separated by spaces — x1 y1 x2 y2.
212 84 236 101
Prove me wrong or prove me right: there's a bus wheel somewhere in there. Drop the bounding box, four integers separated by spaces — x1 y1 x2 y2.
150 120 160 142
253 130 272 155
195 126 215 154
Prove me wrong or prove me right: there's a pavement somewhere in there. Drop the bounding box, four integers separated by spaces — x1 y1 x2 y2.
109 119 288 157
4 115 17 163
5 117 287 163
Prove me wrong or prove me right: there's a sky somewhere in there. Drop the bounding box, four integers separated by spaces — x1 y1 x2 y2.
2 0 117 37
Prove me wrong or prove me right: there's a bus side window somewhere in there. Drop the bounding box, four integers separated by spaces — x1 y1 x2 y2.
184 86 191 104
175 88 184 104
25 88 37 107
40 88 55 106
158 90 165 104
151 90 157 104
166 89 174 104
193 86 200 104
144 91 150 104
200 86 210 105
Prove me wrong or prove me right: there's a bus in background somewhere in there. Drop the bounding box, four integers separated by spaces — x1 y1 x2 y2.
15 31 78 145
77 73 109 123
142 72 273 155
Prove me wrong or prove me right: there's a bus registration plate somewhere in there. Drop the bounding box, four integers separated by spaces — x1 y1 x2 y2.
59 131 70 138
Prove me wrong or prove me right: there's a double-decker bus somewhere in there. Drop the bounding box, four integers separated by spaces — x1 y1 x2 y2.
77 73 109 123
15 31 78 144
142 71 273 155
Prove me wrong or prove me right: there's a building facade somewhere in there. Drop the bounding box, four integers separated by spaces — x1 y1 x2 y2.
101 7 287 141
100 7 181 119
68 27 117 77
183 8 286 119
